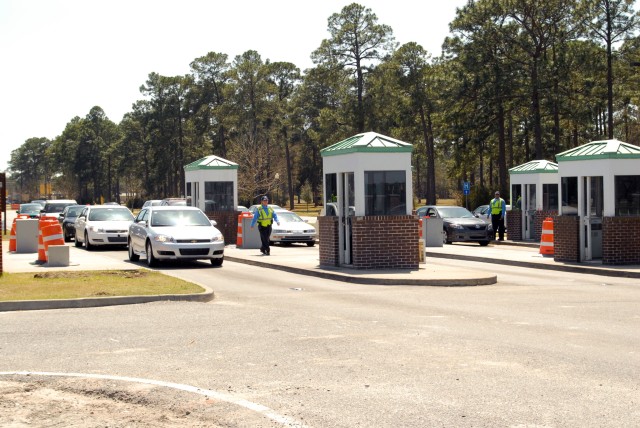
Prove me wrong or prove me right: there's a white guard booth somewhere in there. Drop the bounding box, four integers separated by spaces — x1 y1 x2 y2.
319 132 417 269
508 160 559 241
184 155 238 212
556 139 640 262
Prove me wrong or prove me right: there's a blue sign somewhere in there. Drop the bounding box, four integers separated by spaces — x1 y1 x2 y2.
463 181 470 195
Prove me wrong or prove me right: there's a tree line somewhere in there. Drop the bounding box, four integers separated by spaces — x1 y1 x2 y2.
9 1 640 209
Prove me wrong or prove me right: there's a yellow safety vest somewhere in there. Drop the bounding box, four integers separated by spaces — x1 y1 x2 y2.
257 206 274 227
491 198 503 215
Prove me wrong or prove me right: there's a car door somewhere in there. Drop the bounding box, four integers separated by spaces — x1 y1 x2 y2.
130 209 148 252
75 207 89 242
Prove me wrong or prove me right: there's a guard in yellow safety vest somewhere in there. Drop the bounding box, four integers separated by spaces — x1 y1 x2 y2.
250 195 280 255
488 191 506 241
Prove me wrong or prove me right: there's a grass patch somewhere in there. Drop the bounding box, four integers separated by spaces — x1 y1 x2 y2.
0 270 205 301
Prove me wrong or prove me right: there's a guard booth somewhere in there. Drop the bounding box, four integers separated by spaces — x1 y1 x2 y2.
184 155 240 244
318 132 418 269
508 160 559 242
555 139 640 264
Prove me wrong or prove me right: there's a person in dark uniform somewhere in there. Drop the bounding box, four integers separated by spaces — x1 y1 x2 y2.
487 191 506 241
250 195 280 255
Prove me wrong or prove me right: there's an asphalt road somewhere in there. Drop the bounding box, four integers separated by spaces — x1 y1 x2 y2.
2 251 640 427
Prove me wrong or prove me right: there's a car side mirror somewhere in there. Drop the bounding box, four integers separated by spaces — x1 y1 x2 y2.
137 220 147 226
210 220 218 226
59 213 65 218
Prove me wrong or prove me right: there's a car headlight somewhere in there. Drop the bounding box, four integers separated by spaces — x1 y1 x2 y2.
211 235 224 242
487 224 494 231
153 234 174 243
89 226 105 233
449 223 464 230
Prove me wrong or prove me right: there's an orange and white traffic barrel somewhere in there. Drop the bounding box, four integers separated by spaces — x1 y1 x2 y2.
43 223 65 262
539 217 554 256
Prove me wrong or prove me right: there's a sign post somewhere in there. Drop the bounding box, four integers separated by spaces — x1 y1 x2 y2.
462 181 470 209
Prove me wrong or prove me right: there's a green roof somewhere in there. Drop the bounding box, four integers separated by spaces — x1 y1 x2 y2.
556 139 640 161
184 155 238 171
321 132 413 157
509 160 558 174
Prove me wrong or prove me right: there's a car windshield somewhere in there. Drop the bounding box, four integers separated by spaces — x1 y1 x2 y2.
88 208 134 221
278 212 305 223
164 200 187 206
436 207 475 219
150 210 211 227
66 206 84 217
278 212 304 223
19 204 42 213
44 203 71 212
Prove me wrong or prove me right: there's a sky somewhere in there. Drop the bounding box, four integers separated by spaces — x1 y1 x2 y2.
0 0 469 172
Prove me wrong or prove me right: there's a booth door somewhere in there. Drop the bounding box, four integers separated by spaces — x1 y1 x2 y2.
524 184 536 240
582 176 603 261
339 172 355 266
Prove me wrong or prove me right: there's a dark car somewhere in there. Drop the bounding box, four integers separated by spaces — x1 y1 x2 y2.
16 203 43 218
416 205 493 246
58 204 86 242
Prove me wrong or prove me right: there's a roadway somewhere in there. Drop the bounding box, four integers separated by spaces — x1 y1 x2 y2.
2 248 639 427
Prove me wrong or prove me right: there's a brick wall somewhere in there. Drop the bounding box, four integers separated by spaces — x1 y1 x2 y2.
351 215 419 270
554 215 580 263
318 216 339 267
602 217 640 265
206 211 242 246
0 215 3 275
506 210 522 241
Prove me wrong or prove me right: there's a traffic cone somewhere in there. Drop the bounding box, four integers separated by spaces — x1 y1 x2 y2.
539 217 554 256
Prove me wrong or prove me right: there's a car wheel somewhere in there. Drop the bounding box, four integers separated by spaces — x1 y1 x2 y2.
146 241 158 267
306 241 315 247
74 235 82 247
478 240 490 246
84 232 93 251
211 256 223 267
128 239 139 262
442 230 452 245
64 231 70 243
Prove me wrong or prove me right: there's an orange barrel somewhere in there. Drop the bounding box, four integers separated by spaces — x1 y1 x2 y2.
237 214 244 247
43 223 65 261
38 217 59 263
9 219 17 252
539 217 554 256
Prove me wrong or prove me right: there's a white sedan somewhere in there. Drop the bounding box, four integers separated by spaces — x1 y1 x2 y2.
270 211 317 246
128 206 224 267
74 205 135 250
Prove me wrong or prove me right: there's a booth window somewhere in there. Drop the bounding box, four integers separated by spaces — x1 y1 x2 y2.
325 173 337 204
186 183 192 206
615 175 640 216
204 181 233 211
561 177 578 215
543 184 559 210
365 171 406 215
512 184 522 210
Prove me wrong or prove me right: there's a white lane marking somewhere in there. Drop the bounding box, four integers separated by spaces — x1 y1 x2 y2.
0 371 308 428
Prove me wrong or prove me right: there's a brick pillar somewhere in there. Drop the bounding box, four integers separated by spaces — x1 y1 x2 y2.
506 210 522 241
554 216 580 263
318 216 339 267
351 215 419 270
602 217 640 265
206 211 241 245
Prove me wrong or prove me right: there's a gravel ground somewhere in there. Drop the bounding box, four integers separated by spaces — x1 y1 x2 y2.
0 375 283 427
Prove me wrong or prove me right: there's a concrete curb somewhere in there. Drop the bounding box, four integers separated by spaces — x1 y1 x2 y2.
426 252 640 279
0 285 214 313
225 256 497 287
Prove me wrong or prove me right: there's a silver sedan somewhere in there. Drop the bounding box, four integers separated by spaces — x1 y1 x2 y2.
128 206 224 267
